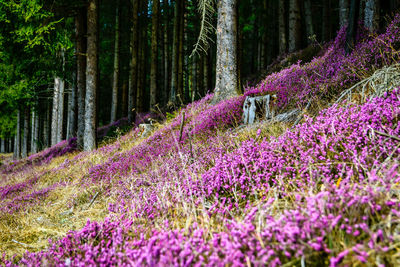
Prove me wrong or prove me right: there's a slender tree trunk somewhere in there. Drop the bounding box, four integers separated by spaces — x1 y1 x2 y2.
346 0 361 54
304 0 314 44
198 54 204 98
111 0 120 123
121 80 128 117
288 0 301 52
191 55 197 102
150 0 159 109
76 7 87 149
177 0 184 104
137 0 148 113
31 108 38 153
67 76 77 140
339 0 350 28
365 0 380 31
203 52 209 96
51 78 60 146
128 0 139 123
213 0 239 104
57 79 65 143
170 0 180 103
322 0 332 42
0 138 4 153
278 0 287 55
14 110 21 159
84 0 99 151
43 101 50 148
163 0 170 105
22 108 29 158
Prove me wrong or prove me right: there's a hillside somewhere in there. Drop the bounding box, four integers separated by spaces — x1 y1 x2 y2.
2 15 400 266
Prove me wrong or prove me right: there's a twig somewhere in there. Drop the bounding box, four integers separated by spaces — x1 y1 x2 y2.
375 130 400 142
12 239 34 248
87 192 100 209
179 111 186 142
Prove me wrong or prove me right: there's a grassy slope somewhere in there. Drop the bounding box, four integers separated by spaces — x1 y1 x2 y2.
1 16 400 266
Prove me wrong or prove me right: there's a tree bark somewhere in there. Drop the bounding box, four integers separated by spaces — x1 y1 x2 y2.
30 108 39 154
177 0 184 104
191 55 197 102
339 0 349 28
304 0 314 44
67 76 77 140
278 0 287 55
322 0 332 42
57 78 65 143
346 0 361 54
84 0 99 151
213 0 239 104
51 77 60 146
288 0 301 52
137 0 148 113
14 110 21 159
128 0 139 123
76 7 87 150
22 108 29 158
364 0 380 32
203 52 209 96
43 101 50 148
0 138 4 153
170 0 180 103
111 0 120 123
150 0 159 109
163 0 170 105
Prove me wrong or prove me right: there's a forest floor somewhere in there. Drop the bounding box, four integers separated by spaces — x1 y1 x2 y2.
1 17 400 266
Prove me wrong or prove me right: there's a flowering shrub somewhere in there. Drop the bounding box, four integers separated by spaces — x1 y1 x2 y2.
246 15 400 108
0 138 77 175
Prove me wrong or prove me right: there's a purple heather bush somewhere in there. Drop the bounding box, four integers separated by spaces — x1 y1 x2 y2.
6 90 400 267
3 14 400 267
245 15 400 108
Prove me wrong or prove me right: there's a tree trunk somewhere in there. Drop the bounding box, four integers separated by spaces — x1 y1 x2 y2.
57 79 65 143
43 101 50 148
67 76 77 140
304 0 314 44
14 110 21 159
31 108 38 154
76 7 87 150
128 0 139 123
322 0 332 42
203 52 209 96
339 0 349 28
346 0 361 54
150 0 159 109
177 0 184 104
137 0 148 113
84 0 99 151
288 0 301 52
163 0 170 105
191 55 197 102
51 77 60 146
0 138 4 153
213 0 239 104
170 0 180 103
111 0 120 123
198 54 204 98
365 0 380 31
22 108 29 158
278 0 287 54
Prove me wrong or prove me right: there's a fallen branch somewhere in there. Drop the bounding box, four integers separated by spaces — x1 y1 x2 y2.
375 130 400 142
179 111 186 142
12 239 34 248
87 192 100 209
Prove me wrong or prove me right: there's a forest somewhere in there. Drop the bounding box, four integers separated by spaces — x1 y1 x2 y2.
1 0 400 266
